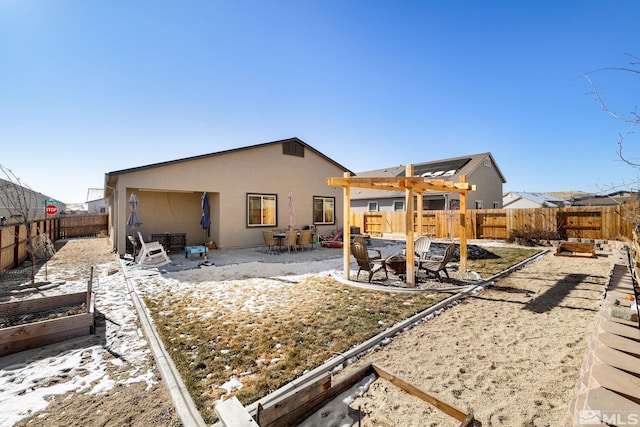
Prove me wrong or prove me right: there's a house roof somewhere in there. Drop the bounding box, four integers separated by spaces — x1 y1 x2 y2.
107 137 352 176
502 191 567 208
104 137 353 195
86 188 105 202
351 152 505 200
571 191 640 206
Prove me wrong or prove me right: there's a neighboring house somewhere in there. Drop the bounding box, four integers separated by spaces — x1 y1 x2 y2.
63 203 88 214
0 178 63 219
104 138 352 255
351 152 506 212
86 188 108 214
503 192 568 209
570 190 640 207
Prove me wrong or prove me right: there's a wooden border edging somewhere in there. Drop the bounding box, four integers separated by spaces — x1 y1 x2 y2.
250 363 474 427
372 364 469 422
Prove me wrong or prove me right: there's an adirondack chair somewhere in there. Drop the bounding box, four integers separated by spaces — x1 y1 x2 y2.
351 241 388 283
414 236 432 262
418 243 456 282
137 232 171 267
353 235 383 262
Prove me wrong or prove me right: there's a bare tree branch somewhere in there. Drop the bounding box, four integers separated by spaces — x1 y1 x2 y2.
0 165 40 284
581 54 640 170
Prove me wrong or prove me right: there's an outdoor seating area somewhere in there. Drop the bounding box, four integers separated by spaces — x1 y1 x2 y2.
350 237 458 285
262 229 318 254
125 230 464 290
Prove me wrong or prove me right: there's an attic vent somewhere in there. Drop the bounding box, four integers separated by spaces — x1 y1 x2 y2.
484 157 491 167
283 140 305 157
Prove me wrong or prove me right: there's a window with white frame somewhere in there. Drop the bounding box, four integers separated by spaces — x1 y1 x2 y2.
313 196 335 224
475 200 483 209
393 200 405 211
493 201 500 208
247 193 277 227
367 201 378 212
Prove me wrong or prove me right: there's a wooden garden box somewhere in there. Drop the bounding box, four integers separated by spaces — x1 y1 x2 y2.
0 284 95 356
555 242 596 258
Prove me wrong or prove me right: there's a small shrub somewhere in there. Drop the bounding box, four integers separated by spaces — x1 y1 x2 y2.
507 228 558 246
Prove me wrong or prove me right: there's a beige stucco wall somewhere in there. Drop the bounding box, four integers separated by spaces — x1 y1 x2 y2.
109 143 347 254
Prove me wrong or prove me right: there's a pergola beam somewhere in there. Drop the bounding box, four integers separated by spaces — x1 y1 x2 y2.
327 177 475 194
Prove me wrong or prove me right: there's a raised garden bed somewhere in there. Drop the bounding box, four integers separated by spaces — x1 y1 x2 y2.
0 283 95 356
555 242 596 258
216 364 475 427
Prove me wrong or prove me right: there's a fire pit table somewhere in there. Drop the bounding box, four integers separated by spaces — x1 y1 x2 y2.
385 254 406 275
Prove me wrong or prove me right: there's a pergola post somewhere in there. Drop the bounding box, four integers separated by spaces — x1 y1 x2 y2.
459 175 467 272
405 165 415 288
342 172 351 280
416 191 424 236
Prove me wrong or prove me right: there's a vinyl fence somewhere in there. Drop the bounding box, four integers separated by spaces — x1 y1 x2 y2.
350 205 638 242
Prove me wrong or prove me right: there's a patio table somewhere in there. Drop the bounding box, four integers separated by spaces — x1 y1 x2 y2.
185 245 208 259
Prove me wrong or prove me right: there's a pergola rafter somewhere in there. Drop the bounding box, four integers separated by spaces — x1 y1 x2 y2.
327 176 474 194
327 165 476 287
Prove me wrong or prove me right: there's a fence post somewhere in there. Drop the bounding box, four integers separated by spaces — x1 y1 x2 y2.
13 225 20 269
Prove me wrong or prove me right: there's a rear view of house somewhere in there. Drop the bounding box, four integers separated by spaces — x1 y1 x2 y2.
105 138 352 255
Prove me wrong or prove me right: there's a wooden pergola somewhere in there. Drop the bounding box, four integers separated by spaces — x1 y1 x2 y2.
327 165 476 287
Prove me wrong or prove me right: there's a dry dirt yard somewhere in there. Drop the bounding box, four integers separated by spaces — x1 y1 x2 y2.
337 247 619 426
2 238 620 427
6 238 180 427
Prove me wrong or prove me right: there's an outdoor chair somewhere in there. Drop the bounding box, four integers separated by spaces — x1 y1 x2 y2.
351 241 388 283
320 230 344 248
352 235 383 262
136 232 171 267
414 236 432 263
418 242 456 282
283 230 298 253
262 230 280 254
297 229 313 251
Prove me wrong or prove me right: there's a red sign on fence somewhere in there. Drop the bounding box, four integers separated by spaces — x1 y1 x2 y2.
45 204 59 215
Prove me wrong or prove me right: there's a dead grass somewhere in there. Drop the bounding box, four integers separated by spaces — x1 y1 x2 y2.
142 246 541 424
466 246 542 277
144 276 448 424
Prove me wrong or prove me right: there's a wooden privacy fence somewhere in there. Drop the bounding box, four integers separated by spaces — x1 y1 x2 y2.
0 213 108 272
351 206 638 241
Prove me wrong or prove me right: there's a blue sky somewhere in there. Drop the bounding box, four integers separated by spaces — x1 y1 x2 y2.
1 1 639 203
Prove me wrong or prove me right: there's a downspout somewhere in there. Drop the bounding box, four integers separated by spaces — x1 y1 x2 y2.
105 184 118 253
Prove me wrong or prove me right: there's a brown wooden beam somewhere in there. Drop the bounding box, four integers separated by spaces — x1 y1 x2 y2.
342 172 351 281
372 364 470 422
459 175 468 272
405 165 415 288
